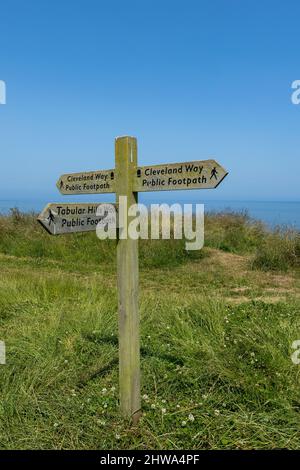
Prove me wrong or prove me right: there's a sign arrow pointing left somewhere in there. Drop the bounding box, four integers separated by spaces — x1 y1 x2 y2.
38 203 118 235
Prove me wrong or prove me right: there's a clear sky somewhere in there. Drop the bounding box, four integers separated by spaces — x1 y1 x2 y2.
0 0 299 203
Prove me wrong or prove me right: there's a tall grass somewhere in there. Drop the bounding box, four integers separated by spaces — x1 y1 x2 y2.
204 210 265 253
0 209 299 271
0 257 299 449
0 209 300 449
251 229 300 271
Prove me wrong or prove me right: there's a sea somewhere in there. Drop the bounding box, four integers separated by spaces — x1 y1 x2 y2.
0 199 299 229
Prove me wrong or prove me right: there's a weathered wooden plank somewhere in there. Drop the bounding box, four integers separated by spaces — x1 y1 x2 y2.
56 159 227 195
57 169 116 194
133 159 228 192
38 203 117 235
115 136 141 424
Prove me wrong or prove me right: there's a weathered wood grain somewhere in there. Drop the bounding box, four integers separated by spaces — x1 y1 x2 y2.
57 169 115 194
38 203 117 235
133 159 228 192
116 136 141 423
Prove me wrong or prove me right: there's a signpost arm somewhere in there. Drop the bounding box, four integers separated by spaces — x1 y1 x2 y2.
115 136 141 423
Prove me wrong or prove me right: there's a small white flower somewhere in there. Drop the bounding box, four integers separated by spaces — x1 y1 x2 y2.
161 408 166 414
64 359 68 364
181 420 187 426
188 413 195 422
111 386 116 392
53 422 59 428
142 394 149 401
151 404 156 409
103 403 108 409
161 399 166 404
102 388 107 394
214 409 220 416
176 404 181 408
250 352 255 357
97 419 106 426
115 434 121 440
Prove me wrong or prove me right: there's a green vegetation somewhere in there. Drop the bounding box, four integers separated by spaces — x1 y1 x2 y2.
0 210 300 449
251 229 300 272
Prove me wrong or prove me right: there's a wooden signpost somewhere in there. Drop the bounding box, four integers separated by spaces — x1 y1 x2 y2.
133 159 227 192
38 203 117 235
57 169 115 195
38 136 228 423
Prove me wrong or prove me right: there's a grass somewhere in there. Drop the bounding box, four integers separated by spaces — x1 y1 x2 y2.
251 229 300 272
0 210 300 449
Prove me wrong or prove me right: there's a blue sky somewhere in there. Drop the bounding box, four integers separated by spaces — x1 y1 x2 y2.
0 0 299 203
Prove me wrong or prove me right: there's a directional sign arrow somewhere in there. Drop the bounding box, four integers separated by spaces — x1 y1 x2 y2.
38 203 118 235
57 169 116 195
57 160 227 195
133 159 228 192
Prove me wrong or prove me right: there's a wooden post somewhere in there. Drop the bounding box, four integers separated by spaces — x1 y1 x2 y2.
115 136 141 423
